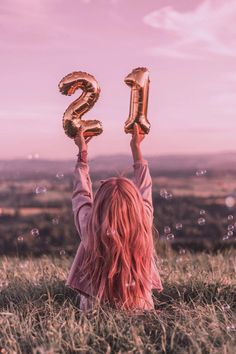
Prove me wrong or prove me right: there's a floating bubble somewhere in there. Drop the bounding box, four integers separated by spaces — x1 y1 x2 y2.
60 250 66 256
165 192 173 200
225 196 235 208
227 224 234 231
35 186 47 194
106 229 116 236
160 189 168 198
227 215 234 221
125 281 135 287
56 172 64 180
17 235 24 242
196 169 207 177
0 280 9 289
179 248 186 255
221 303 230 311
106 228 116 236
199 210 206 216
166 233 175 240
175 223 183 230
227 231 233 237
222 235 229 241
198 217 206 226
31 228 39 237
164 226 171 234
27 153 39 160
52 217 59 225
226 324 236 332
160 189 173 200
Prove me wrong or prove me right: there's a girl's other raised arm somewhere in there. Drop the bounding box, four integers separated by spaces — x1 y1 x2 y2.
130 123 154 222
72 128 94 247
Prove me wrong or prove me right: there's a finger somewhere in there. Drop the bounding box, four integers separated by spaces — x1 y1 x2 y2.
85 136 92 143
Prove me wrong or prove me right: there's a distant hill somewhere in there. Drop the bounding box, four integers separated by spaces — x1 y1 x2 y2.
1 152 236 179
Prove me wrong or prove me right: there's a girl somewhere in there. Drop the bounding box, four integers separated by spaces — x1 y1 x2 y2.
65 123 163 312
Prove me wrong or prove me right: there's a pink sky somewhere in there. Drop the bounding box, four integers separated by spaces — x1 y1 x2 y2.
1 0 236 160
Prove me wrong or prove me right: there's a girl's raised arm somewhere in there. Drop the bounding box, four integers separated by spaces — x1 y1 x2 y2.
132 159 154 223
72 127 94 247
130 123 154 223
72 155 93 247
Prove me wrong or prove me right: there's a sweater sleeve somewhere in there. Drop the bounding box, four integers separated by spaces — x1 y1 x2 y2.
132 158 154 223
72 159 93 247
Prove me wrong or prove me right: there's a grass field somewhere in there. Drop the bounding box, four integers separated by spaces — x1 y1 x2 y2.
0 248 236 354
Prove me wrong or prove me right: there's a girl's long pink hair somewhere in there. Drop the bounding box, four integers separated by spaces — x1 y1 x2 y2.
79 176 158 311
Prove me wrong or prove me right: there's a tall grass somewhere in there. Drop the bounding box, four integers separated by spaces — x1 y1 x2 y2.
0 248 235 353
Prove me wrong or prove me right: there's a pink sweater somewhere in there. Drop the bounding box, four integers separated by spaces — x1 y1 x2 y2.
65 157 163 310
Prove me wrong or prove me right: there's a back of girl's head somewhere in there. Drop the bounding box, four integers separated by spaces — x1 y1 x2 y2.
79 176 156 311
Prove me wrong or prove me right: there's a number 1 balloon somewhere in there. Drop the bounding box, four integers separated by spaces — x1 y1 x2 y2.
58 71 103 138
124 67 151 134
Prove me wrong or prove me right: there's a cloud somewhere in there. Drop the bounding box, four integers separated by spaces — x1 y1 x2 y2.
143 0 236 59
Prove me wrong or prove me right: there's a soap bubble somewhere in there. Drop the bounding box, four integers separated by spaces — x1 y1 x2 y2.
106 228 116 236
160 189 173 200
164 226 171 234
17 235 24 242
199 210 206 216
198 217 206 226
227 231 233 237
179 248 186 255
165 192 173 200
221 303 230 311
35 186 47 194
31 228 39 237
227 224 234 231
226 324 236 332
225 196 235 208
175 223 183 230
125 281 135 287
196 169 207 177
227 215 234 221
166 233 175 240
52 217 59 225
222 235 229 241
56 172 64 180
59 250 66 256
27 153 39 160
160 189 167 198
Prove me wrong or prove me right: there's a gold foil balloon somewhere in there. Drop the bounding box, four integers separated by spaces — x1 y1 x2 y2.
124 67 150 134
58 71 103 138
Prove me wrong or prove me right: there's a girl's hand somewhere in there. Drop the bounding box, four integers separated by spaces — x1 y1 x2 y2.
74 126 93 152
130 122 145 148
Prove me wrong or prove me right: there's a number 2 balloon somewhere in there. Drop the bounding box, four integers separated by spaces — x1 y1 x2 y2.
58 71 103 138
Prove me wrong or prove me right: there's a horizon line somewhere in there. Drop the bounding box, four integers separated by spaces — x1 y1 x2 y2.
1 150 236 161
